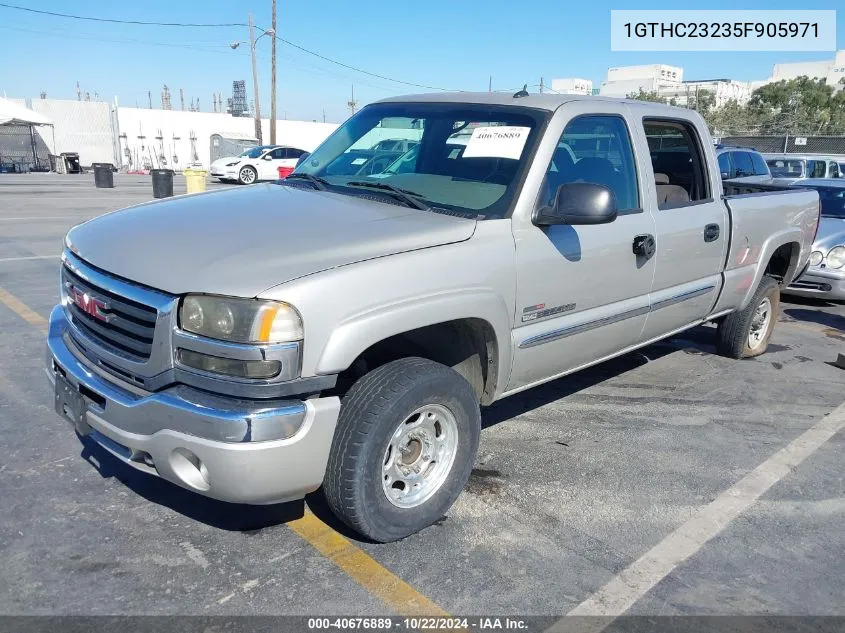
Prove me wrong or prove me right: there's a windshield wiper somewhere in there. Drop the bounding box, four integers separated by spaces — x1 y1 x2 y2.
283 173 330 190
344 181 430 211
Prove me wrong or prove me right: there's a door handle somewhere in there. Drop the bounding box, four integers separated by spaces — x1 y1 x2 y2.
704 224 720 242
633 234 656 259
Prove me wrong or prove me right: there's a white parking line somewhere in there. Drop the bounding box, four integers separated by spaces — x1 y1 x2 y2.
548 400 845 631
0 255 60 262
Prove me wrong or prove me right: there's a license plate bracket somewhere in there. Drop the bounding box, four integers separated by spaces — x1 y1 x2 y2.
54 371 90 435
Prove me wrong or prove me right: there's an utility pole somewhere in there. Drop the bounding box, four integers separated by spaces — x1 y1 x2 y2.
148 90 152 109
270 0 277 144
322 108 326 123
180 88 185 111
539 77 544 94
248 13 263 144
347 84 358 116
488 76 492 93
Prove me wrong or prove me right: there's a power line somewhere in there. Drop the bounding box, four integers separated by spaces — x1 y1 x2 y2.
0 2 247 27
0 1 452 92
269 32 452 91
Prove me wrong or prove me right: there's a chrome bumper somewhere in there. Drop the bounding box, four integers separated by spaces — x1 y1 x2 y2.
785 268 845 300
46 306 340 504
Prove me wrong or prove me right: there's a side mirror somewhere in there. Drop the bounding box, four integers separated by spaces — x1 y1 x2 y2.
533 182 618 226
296 152 311 167
720 171 730 179
263 154 274 160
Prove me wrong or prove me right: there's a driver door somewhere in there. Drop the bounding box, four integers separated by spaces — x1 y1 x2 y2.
508 105 657 392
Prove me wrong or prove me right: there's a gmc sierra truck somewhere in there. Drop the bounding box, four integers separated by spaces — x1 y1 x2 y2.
47 93 820 542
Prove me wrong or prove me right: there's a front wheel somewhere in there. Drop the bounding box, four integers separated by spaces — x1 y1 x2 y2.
716 276 780 359
238 165 257 185
323 357 481 542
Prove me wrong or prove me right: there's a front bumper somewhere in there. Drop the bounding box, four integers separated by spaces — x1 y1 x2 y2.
46 306 340 504
785 268 845 300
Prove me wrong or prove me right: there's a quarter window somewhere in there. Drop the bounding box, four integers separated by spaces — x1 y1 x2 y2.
808 160 826 178
540 115 639 211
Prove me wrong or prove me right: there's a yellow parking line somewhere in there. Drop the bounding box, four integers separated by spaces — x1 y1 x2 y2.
0 284 447 616
290 512 448 616
0 287 48 334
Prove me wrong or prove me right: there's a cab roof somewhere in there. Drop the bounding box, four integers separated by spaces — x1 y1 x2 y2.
375 91 692 114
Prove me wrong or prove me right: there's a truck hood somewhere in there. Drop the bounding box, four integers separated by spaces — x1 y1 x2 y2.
67 183 477 297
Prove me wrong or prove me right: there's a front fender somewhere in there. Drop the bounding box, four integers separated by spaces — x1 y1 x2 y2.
315 288 513 397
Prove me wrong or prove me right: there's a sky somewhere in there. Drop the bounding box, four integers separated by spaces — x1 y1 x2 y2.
0 0 842 123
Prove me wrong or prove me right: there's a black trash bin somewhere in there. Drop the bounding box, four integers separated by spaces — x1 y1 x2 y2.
151 169 174 199
92 163 114 188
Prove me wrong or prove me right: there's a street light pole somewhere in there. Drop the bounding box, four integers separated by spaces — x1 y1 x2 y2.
270 0 277 145
248 13 262 144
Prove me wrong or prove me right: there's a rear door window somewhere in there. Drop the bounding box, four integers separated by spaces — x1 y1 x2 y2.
732 152 754 178
644 119 710 207
808 160 826 178
828 161 840 178
749 152 769 176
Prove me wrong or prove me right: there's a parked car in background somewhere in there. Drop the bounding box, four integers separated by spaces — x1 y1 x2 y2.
784 179 845 301
47 93 819 542
370 138 419 153
764 154 843 184
210 145 308 184
715 145 772 183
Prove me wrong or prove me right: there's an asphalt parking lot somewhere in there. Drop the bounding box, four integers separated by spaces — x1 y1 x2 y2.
1 174 843 622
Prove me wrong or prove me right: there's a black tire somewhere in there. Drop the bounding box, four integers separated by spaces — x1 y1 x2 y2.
323 357 481 542
717 276 780 359
238 165 257 185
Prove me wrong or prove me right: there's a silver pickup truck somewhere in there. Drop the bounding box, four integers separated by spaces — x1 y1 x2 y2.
47 93 820 542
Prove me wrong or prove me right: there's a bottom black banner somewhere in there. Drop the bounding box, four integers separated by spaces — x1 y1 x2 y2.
0 616 843 633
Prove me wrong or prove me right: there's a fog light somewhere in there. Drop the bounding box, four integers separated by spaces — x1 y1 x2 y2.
177 348 281 379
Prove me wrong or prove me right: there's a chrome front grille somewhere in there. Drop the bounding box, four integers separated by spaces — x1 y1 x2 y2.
62 265 158 361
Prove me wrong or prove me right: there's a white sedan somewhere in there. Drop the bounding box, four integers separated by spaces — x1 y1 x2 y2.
210 145 308 184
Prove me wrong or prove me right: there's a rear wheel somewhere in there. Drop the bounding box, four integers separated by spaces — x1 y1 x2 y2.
717 276 780 359
323 357 481 542
238 165 257 185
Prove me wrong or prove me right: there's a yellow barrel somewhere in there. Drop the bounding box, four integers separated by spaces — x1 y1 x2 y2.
183 169 208 194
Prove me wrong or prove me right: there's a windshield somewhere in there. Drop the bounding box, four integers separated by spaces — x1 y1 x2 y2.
767 158 804 178
809 186 845 219
294 102 547 218
239 147 268 159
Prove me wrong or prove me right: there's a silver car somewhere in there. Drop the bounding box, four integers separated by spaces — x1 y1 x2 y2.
786 179 845 301
765 154 844 184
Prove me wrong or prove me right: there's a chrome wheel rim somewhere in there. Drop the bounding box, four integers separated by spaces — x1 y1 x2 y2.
381 404 459 509
748 296 772 350
240 167 255 184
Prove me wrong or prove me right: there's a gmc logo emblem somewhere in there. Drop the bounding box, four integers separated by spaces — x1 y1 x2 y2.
68 285 110 322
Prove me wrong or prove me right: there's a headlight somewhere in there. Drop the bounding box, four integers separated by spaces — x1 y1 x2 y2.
179 295 303 344
826 245 845 269
809 250 824 266
225 161 240 167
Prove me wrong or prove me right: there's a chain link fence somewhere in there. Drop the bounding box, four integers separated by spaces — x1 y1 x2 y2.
714 134 845 156
0 124 52 172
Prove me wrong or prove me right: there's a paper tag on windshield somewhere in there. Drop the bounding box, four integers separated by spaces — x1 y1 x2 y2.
351 157 368 165
462 126 530 160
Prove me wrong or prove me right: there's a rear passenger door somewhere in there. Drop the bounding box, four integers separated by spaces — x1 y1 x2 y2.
638 118 728 343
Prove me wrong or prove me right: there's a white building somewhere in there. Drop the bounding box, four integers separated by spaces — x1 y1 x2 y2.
599 64 752 106
660 79 753 108
550 78 593 95
599 64 683 99
767 50 845 89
